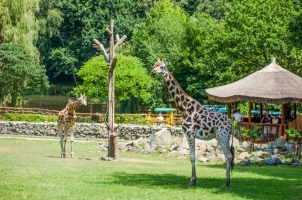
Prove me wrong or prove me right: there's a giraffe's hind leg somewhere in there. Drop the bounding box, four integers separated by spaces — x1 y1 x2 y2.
70 125 75 158
218 136 234 187
186 133 197 186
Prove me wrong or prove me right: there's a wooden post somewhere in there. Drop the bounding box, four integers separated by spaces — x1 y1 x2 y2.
93 20 127 160
294 103 297 119
227 103 231 119
248 102 252 123
281 104 286 138
260 103 263 122
234 102 237 111
169 111 173 125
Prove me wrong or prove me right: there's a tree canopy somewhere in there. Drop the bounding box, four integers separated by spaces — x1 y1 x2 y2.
0 43 49 106
73 54 153 113
2 0 302 110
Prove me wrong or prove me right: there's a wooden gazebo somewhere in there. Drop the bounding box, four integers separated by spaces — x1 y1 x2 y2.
205 57 302 137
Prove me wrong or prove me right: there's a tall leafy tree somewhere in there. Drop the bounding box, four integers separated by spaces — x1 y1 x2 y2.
173 0 227 19
35 0 64 79
181 0 302 102
39 0 155 85
0 43 49 106
132 0 188 108
0 0 40 59
73 54 153 113
223 0 301 76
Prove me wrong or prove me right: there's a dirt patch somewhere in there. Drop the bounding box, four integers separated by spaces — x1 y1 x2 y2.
78 157 166 164
120 158 165 164
0 147 17 153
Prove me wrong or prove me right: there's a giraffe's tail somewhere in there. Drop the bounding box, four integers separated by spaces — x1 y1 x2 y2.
230 127 235 172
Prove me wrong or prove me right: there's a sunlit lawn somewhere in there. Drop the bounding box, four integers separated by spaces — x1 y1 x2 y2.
0 137 301 200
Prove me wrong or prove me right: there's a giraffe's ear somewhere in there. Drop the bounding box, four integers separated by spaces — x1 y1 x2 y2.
157 58 160 62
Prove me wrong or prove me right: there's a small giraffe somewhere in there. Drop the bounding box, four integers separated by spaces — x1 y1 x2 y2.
58 94 87 158
151 59 234 187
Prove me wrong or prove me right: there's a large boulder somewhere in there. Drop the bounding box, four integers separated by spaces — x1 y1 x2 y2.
150 128 173 147
182 137 218 149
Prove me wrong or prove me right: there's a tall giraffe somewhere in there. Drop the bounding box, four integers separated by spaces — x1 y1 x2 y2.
151 59 234 187
57 94 87 158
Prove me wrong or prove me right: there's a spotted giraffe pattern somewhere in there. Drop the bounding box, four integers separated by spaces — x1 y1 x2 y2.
58 94 87 158
151 59 234 187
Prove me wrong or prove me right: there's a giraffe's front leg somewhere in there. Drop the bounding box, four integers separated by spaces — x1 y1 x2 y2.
186 133 196 186
62 129 68 158
70 125 75 158
59 128 64 158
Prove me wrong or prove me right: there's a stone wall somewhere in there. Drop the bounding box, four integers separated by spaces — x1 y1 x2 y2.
0 121 184 139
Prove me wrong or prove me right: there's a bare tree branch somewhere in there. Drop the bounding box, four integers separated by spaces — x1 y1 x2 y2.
114 35 127 51
93 39 109 63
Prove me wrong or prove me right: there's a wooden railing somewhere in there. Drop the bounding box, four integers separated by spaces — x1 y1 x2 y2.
287 115 302 132
238 122 288 142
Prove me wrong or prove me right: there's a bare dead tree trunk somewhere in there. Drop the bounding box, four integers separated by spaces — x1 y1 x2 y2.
93 20 127 160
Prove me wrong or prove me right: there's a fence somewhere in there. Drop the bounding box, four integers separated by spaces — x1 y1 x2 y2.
0 106 183 125
288 115 302 132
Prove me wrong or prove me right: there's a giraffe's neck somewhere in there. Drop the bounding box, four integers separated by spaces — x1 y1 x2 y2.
163 71 193 111
65 100 81 112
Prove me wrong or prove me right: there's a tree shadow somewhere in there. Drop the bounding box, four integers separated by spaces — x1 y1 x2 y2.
45 155 61 158
90 165 302 199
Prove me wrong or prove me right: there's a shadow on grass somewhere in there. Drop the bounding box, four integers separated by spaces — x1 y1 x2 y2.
93 164 302 200
45 155 61 158
200 162 302 181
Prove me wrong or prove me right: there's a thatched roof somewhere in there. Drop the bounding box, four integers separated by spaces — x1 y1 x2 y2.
206 58 302 104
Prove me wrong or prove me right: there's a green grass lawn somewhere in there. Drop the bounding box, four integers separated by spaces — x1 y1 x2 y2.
0 137 301 200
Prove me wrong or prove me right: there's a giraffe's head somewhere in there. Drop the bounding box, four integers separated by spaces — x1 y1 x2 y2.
78 93 87 106
151 58 168 75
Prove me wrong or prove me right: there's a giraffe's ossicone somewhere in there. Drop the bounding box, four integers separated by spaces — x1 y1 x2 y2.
57 94 87 158
151 58 234 187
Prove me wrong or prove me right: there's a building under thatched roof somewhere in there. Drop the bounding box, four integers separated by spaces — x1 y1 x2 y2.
206 58 302 104
205 57 302 137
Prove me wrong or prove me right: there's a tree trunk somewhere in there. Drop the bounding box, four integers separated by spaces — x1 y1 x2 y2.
93 19 126 160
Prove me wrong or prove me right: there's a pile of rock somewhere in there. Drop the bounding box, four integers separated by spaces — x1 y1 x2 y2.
97 127 302 167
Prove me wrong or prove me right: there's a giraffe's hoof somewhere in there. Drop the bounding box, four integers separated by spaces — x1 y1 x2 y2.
188 180 196 186
61 153 67 158
224 182 230 187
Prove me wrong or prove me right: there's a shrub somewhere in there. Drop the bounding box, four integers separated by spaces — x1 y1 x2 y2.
115 114 151 125
285 127 302 143
4 113 57 122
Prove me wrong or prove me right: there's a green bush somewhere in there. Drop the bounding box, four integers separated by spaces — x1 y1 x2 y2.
115 114 151 125
3 113 151 124
4 113 57 122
